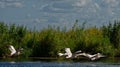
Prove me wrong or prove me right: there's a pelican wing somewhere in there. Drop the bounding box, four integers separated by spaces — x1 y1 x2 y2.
74 50 82 54
65 48 72 58
8 45 16 55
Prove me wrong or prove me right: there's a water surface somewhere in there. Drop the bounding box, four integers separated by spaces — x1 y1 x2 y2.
1 58 120 67
0 61 120 67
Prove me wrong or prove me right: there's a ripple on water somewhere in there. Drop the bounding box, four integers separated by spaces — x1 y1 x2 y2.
0 62 120 67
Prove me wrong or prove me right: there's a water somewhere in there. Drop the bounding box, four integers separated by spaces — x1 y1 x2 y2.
1 58 120 67
0 62 120 67
1 57 120 67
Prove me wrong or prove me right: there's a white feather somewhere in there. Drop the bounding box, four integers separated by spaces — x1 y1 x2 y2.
8 45 16 56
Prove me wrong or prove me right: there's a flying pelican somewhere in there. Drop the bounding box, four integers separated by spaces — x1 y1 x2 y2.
58 48 105 60
58 48 82 58
8 45 23 57
70 52 105 60
89 53 105 60
58 48 72 58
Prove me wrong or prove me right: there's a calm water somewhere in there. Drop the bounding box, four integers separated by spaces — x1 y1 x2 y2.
0 62 120 67
1 58 120 67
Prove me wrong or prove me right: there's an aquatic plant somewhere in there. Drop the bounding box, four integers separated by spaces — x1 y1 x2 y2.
0 21 120 58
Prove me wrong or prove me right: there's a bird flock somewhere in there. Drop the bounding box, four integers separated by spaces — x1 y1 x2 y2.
7 45 105 60
58 48 105 61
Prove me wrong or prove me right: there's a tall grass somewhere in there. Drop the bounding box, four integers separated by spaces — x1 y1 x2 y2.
0 21 120 58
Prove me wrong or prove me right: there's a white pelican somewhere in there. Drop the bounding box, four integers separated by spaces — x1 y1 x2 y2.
58 48 82 58
58 48 105 60
74 52 105 60
58 48 72 58
8 45 23 57
90 53 105 60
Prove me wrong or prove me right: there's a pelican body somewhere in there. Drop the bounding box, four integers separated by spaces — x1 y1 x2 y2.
58 48 82 58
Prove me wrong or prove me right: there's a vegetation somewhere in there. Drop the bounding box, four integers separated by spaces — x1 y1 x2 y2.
0 21 120 58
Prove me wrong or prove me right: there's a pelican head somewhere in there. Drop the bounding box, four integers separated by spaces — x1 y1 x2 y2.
16 47 23 56
97 53 105 57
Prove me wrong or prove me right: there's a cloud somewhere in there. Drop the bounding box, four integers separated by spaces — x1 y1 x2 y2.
39 4 49 10
6 2 23 8
1 0 19 2
33 18 48 23
72 0 92 7
0 1 5 8
94 3 100 9
103 0 119 7
72 0 101 14
0 0 24 8
105 0 117 3
0 0 120 30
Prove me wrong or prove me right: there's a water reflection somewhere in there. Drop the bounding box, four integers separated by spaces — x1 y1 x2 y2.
0 61 120 67
1 57 120 62
0 57 120 67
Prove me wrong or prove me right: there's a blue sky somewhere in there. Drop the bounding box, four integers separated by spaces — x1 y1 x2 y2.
0 0 120 30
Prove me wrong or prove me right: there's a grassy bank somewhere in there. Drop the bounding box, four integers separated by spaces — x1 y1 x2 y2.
0 21 120 58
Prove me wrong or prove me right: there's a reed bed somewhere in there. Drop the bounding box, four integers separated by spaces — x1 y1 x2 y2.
0 21 120 58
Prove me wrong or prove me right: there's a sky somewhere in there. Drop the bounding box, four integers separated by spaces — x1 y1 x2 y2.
0 0 120 30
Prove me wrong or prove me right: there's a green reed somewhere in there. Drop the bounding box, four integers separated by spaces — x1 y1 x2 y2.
0 21 120 58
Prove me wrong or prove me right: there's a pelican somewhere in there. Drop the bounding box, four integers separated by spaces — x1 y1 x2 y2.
58 48 82 58
90 53 105 60
8 45 23 57
58 48 105 60
71 52 105 60
58 48 72 58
